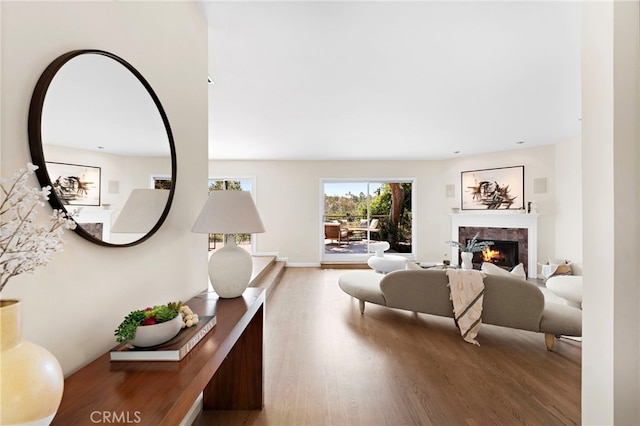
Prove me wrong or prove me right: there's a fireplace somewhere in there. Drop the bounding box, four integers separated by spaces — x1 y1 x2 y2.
450 213 539 278
459 226 529 275
468 239 519 270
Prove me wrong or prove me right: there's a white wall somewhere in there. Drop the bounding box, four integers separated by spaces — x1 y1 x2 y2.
210 159 441 264
554 137 582 261
581 1 640 424
210 143 580 272
0 1 209 375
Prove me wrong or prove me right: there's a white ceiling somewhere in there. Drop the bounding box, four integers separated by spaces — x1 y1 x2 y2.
199 1 581 161
43 54 170 157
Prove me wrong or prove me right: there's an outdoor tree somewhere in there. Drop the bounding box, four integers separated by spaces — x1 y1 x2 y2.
388 183 404 248
325 192 366 221
366 183 412 251
209 180 242 192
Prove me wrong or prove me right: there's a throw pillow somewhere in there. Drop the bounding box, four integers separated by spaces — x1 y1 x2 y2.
510 263 527 280
406 262 422 270
481 262 527 280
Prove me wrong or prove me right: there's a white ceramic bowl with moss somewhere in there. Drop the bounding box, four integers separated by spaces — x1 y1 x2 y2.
131 313 182 347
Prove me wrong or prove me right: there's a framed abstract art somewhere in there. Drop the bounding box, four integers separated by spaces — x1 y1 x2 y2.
461 166 524 210
46 161 101 206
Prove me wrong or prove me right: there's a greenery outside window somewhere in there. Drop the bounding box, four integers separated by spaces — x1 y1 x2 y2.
208 179 254 251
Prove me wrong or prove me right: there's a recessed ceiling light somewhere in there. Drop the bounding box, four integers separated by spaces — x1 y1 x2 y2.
97 146 105 150
516 141 525 145
453 150 460 154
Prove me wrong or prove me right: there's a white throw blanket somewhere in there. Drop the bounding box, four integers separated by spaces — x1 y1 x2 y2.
446 269 485 346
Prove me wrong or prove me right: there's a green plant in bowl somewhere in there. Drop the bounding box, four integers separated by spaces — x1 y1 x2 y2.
115 301 182 343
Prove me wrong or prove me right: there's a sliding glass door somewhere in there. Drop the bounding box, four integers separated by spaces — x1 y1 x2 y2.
321 180 414 262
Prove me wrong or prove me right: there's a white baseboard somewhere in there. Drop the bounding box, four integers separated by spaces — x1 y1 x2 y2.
286 262 321 267
255 251 279 257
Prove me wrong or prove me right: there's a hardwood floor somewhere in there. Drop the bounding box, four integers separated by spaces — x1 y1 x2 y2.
195 268 581 425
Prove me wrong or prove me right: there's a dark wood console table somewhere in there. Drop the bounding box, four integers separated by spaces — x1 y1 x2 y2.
52 288 264 425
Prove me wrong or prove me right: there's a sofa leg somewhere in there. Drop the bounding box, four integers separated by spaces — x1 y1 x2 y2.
544 333 556 351
359 299 365 314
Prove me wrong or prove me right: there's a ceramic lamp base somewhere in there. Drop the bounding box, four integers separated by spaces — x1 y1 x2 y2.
1 300 64 425
209 236 252 298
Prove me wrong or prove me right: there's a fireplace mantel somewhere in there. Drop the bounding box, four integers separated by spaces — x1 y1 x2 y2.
449 213 539 278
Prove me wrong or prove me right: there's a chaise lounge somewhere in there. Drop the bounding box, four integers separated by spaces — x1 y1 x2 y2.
338 268 582 351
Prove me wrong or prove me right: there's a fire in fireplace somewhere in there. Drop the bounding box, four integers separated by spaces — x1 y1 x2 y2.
468 239 519 269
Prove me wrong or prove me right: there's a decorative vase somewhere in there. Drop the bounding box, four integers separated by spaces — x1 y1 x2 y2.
0 299 64 425
460 252 474 270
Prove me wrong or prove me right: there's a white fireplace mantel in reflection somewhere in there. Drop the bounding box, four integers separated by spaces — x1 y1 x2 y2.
449 212 539 278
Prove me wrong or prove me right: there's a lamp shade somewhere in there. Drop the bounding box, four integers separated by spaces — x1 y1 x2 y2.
191 190 265 235
111 189 169 233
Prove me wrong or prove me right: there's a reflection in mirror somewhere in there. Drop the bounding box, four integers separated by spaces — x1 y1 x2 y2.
110 189 170 243
29 50 176 247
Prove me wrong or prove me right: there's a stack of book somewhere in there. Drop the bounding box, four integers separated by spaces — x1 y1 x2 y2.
110 315 216 361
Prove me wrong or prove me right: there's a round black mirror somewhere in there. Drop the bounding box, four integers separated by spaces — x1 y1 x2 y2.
28 49 177 247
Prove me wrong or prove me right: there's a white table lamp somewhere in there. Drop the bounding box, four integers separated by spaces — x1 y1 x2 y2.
111 189 169 233
192 191 265 298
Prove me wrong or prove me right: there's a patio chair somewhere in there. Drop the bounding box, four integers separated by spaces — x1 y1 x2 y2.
324 222 351 244
368 219 380 235
351 219 381 240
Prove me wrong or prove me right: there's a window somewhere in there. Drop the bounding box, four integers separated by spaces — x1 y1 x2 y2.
322 180 414 262
151 175 172 190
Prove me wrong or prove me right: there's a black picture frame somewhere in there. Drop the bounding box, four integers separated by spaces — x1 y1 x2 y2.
461 165 524 210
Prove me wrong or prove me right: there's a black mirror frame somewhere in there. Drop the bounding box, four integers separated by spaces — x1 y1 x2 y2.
28 49 177 247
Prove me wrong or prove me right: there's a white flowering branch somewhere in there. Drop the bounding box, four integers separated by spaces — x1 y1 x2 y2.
0 163 76 293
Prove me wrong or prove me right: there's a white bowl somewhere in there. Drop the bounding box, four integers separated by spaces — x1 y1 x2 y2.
131 313 182 347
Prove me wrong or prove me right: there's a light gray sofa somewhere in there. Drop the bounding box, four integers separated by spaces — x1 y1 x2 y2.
338 269 582 351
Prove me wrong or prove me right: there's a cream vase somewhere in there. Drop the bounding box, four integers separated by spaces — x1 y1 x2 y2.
460 252 474 270
0 299 64 425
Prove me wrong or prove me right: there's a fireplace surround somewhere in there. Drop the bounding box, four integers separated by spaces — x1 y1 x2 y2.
450 213 539 278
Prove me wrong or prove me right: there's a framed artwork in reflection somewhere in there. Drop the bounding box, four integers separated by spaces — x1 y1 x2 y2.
46 162 101 206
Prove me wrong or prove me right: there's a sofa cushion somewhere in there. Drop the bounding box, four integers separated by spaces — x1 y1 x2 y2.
481 262 526 280
380 269 454 318
406 261 422 270
481 274 544 332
